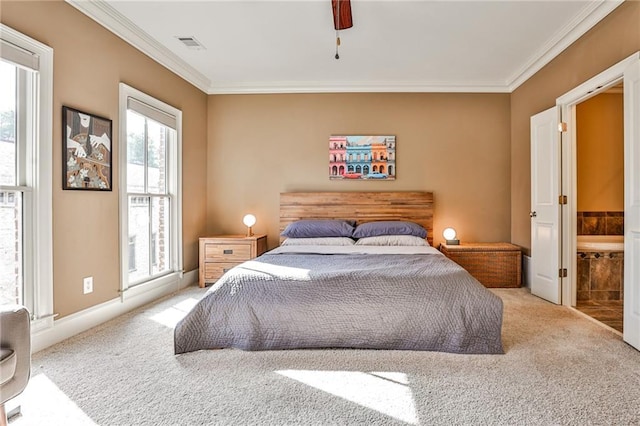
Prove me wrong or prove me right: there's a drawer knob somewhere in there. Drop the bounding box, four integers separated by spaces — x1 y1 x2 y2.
223 249 233 255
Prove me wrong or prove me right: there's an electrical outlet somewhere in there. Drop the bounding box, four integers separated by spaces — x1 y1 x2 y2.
83 276 93 294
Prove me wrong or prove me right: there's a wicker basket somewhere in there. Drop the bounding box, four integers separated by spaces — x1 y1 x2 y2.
440 242 522 288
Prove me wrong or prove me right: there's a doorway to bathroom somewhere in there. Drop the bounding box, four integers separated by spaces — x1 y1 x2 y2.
530 51 640 351
574 83 624 333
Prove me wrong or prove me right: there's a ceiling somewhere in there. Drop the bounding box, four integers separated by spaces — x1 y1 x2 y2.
67 0 623 94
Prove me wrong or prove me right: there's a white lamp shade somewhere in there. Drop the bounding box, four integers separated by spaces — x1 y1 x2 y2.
243 214 257 227
443 227 457 241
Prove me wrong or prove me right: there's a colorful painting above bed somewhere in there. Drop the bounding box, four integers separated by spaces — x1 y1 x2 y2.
329 135 396 180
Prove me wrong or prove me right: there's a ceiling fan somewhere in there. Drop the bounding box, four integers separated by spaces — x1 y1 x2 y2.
332 0 353 59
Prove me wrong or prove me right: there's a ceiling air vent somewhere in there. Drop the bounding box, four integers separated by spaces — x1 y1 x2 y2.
175 36 205 50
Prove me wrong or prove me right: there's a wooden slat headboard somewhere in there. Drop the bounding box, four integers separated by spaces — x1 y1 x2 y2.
280 192 434 246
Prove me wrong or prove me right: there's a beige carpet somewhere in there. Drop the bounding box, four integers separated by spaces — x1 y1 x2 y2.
11 286 640 425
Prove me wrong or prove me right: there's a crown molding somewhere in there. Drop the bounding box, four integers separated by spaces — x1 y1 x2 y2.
207 80 511 95
66 0 620 95
60 0 513 94
65 0 211 93
507 0 624 92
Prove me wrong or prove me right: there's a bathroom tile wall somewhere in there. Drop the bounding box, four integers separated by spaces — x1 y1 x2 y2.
576 251 624 301
577 211 624 235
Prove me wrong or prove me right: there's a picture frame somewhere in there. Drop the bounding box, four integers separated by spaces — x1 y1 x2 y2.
62 106 112 191
329 135 396 180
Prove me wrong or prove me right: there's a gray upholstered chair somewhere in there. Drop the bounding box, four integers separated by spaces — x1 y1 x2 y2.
0 305 30 426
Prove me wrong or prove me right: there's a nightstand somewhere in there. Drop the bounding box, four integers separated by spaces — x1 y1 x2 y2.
198 234 267 288
439 242 522 288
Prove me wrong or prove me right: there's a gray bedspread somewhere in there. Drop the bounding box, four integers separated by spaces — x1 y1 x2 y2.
174 252 503 354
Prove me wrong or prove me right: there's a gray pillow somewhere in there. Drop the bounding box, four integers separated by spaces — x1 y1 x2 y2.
281 220 355 238
282 237 356 246
353 221 427 239
354 235 428 246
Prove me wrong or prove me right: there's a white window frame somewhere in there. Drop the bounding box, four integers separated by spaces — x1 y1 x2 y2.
118 83 182 300
0 24 54 332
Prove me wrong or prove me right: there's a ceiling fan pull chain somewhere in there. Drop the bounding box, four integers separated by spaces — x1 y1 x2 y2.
335 0 340 59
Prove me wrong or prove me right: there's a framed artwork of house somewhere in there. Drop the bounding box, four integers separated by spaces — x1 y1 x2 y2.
329 135 395 180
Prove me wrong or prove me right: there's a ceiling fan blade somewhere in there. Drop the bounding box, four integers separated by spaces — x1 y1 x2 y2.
332 0 353 30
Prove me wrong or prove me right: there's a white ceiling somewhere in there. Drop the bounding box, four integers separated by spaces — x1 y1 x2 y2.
67 0 623 94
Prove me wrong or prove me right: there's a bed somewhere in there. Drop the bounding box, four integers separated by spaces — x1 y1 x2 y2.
174 192 504 355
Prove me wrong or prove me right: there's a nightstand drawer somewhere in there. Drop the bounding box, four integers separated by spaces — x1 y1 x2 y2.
199 234 267 288
204 243 251 262
204 262 239 280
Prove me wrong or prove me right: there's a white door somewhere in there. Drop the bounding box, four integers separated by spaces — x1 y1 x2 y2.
530 107 562 304
624 58 640 350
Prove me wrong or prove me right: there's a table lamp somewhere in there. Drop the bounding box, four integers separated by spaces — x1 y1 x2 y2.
443 227 459 245
243 214 256 237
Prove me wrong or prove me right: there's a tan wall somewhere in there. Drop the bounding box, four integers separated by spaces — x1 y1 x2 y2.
207 93 511 249
576 92 624 212
510 1 640 255
1 1 208 318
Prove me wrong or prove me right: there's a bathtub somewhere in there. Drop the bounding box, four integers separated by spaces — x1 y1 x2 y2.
577 235 624 251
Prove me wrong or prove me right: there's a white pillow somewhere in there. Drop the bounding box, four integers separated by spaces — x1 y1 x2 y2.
281 237 356 246
355 235 429 246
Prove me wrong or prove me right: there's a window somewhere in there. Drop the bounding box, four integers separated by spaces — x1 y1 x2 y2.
0 25 53 330
0 59 23 307
119 84 182 295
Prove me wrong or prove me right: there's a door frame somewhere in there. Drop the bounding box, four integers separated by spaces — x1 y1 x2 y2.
556 52 639 307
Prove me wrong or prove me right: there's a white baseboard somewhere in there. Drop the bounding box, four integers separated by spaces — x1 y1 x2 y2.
522 255 531 288
31 269 197 353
